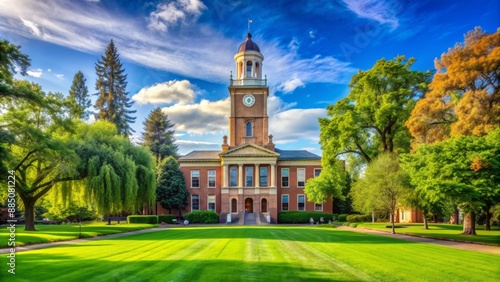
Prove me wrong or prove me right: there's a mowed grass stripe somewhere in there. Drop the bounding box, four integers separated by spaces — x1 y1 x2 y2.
5 226 498 282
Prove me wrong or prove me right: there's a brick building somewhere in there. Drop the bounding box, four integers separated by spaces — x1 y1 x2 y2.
158 33 332 223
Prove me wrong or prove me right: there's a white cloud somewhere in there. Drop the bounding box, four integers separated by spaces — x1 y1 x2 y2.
270 108 326 144
277 74 305 93
176 140 219 145
147 0 206 32
161 98 230 135
342 0 399 30
288 37 300 53
20 18 43 37
47 68 52 72
55 73 64 79
26 68 43 78
132 80 197 105
309 30 316 39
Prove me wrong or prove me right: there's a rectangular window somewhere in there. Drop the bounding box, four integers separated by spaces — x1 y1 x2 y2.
314 202 323 211
245 167 253 187
297 168 305 187
208 170 216 188
298 195 305 211
282 195 289 211
191 170 200 188
260 167 268 187
208 195 216 211
314 168 322 177
230 167 238 187
281 168 289 188
192 195 200 211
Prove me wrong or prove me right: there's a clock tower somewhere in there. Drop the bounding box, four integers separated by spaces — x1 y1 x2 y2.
227 33 272 149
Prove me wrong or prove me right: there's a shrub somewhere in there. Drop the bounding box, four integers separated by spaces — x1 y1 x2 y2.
337 214 349 222
349 223 358 228
158 214 176 224
127 215 158 224
44 203 99 222
183 210 219 223
346 214 372 223
278 212 336 224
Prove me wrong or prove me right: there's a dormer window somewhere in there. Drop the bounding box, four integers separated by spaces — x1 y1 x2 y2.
246 121 253 137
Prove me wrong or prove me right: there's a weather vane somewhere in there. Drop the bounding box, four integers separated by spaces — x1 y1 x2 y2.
248 19 252 33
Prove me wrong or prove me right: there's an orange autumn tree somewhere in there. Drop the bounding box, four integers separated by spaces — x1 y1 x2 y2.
406 27 500 145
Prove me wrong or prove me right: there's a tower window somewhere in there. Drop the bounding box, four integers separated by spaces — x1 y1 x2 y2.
246 121 253 137
246 61 252 77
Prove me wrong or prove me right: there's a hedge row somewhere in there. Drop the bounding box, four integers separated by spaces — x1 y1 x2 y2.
183 210 219 223
278 212 337 224
158 214 176 224
127 215 158 224
346 214 372 223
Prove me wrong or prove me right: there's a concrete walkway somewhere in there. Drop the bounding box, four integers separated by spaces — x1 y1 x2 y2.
338 226 500 255
0 227 164 254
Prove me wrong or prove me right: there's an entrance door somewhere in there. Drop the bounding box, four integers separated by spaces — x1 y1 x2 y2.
245 198 253 213
261 198 267 213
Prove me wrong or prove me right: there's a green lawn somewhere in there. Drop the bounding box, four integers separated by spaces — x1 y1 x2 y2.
355 223 500 245
0 222 157 248
2 226 498 281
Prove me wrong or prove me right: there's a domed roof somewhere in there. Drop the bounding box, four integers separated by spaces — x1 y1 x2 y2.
238 33 260 53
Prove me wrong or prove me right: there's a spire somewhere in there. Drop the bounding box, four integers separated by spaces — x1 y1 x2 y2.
248 19 252 33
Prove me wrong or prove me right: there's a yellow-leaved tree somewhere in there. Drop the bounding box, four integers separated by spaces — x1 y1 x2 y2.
406 27 500 146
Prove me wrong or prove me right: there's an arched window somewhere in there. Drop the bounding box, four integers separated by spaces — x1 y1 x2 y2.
246 121 252 137
261 198 267 213
231 198 237 213
255 62 260 78
246 61 252 78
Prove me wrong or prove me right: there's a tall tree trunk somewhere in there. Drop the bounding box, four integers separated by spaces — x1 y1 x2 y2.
390 213 395 234
423 217 428 230
372 211 375 223
24 199 36 231
453 209 459 224
462 212 476 235
484 208 491 231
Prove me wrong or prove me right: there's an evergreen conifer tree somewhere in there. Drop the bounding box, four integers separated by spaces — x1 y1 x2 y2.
68 71 91 120
95 40 136 136
142 107 178 165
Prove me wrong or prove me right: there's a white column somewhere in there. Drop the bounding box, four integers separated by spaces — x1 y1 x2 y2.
223 164 228 187
271 164 276 188
255 164 260 188
238 164 243 188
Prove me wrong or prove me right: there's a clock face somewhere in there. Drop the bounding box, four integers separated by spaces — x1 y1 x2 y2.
243 94 255 107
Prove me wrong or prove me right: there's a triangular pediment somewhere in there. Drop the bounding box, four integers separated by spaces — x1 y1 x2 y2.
220 143 280 158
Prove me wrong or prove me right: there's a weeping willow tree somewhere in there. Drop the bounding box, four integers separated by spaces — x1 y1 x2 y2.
2 83 155 230
73 121 156 218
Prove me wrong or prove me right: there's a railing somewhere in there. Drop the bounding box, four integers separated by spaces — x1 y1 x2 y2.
230 77 267 86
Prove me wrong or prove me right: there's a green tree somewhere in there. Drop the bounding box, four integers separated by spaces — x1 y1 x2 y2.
319 56 430 166
142 107 179 165
95 40 136 137
401 129 500 235
305 159 345 208
156 156 188 215
68 71 91 120
1 82 79 231
350 153 411 234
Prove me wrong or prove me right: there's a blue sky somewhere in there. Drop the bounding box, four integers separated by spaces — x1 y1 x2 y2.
0 0 498 155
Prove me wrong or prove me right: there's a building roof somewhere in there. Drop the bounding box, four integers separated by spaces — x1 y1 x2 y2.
179 150 221 161
275 148 321 161
238 33 261 53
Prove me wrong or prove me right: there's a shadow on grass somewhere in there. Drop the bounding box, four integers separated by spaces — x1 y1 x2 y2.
15 254 355 281
107 226 414 245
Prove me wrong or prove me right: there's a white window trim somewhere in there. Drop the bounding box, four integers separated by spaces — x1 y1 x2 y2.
297 194 305 211
191 194 200 211
281 194 289 211
297 168 305 188
314 202 323 212
191 170 200 188
281 168 289 188
208 170 216 188
207 195 216 211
